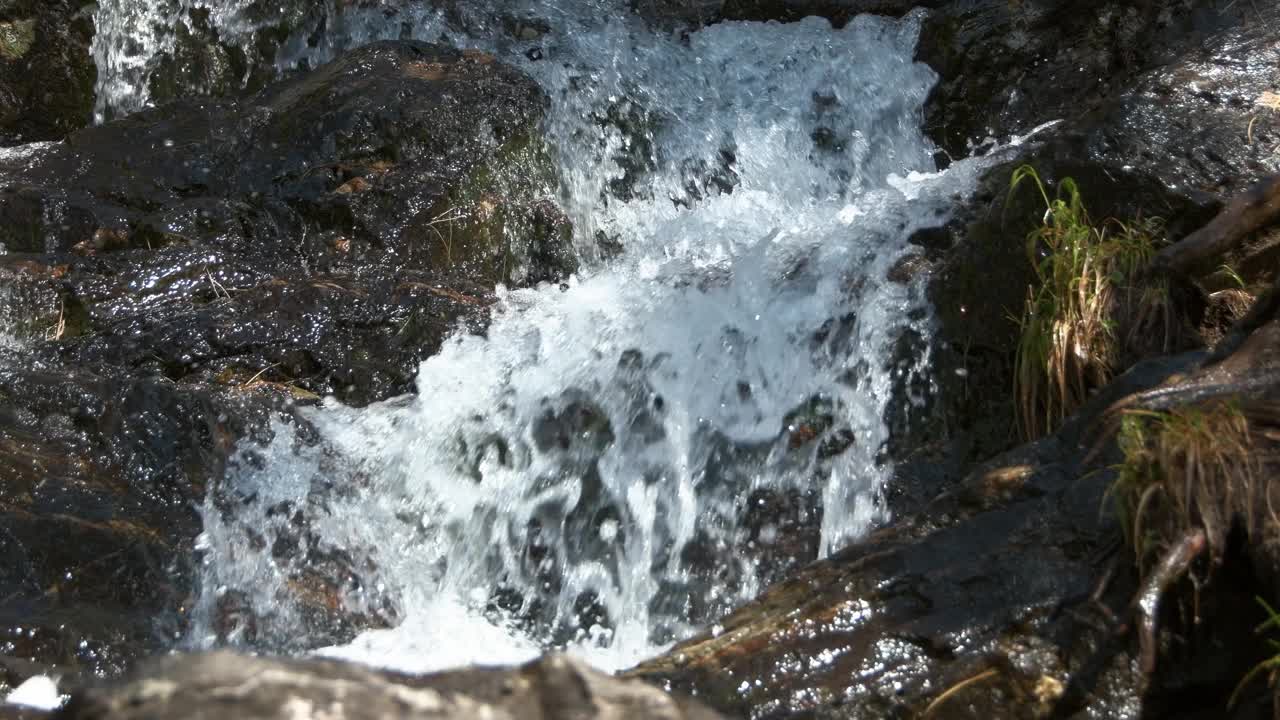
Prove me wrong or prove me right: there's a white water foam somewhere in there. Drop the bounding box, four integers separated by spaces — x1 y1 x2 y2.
4 676 61 711
87 0 1005 673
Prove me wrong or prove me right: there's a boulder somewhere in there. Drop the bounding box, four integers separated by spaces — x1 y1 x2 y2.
0 39 574 685
0 359 290 689
0 39 573 405
47 652 725 720
0 0 96 144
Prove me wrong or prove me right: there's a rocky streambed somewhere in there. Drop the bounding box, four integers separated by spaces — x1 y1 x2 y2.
1 0 1279 718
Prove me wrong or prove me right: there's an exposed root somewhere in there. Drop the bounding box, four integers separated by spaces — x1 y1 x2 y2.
1134 527 1206 675
1152 173 1280 278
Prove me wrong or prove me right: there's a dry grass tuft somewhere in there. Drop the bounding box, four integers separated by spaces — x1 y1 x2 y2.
1112 398 1280 569
1011 166 1169 439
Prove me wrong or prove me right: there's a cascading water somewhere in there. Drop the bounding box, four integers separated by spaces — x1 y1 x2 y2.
91 0 1001 674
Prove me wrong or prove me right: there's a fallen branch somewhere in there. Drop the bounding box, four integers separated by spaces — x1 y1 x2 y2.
1152 174 1280 277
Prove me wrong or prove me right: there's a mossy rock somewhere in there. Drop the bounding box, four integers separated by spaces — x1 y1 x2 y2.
423 132 577 285
0 17 34 60
0 0 96 143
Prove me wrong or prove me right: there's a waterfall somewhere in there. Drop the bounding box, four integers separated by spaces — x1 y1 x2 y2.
90 0 995 673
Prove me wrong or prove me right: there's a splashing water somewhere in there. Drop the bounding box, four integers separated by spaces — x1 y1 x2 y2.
93 0 1001 673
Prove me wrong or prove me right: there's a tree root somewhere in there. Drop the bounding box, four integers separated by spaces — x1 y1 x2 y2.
1152 174 1280 278
1134 528 1207 676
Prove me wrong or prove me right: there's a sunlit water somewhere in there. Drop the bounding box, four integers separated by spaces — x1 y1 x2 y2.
88 0 1007 674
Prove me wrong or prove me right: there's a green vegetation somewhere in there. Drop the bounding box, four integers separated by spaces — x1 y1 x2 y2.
1231 597 1280 710
1010 165 1168 439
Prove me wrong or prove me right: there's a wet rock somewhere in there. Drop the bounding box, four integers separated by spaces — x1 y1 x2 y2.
53 651 725 720
886 2 1280 514
0 39 571 404
629 434 1128 717
0 358 293 686
0 39 572 684
21 258 492 406
0 0 96 144
627 345 1280 718
911 0 1266 160
1016 6 1280 207
1 40 572 287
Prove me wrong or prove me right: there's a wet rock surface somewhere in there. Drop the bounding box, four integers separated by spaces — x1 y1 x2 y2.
911 0 1268 161
0 0 96 144
41 651 725 720
0 38 572 405
0 359 289 687
0 39 571 689
631 337 1280 718
0 1 1277 718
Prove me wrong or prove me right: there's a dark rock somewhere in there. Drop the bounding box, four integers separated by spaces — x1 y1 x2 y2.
885 1 1280 515
7 255 495 406
54 651 725 720
0 705 46 720
1 40 572 287
912 0 1266 160
0 39 573 683
627 343 1280 718
0 359 291 685
0 39 572 405
1041 7 1280 202
0 0 96 144
630 431 1130 717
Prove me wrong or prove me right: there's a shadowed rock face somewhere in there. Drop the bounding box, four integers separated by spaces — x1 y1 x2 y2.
881 1 1279 518
0 361 288 686
0 39 574 690
0 0 96 144
41 652 725 720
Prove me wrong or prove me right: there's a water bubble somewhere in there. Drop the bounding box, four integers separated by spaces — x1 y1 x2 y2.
598 519 619 543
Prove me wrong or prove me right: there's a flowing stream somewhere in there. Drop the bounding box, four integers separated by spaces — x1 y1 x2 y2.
90 0 1004 674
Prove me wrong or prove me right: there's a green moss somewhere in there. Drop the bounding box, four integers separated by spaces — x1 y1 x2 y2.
0 18 35 61
424 131 575 284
